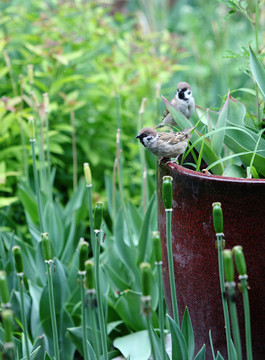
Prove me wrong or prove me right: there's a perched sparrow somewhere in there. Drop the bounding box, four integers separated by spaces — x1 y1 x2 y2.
156 82 195 129
136 126 195 161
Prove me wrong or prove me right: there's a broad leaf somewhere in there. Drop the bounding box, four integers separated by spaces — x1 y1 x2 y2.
194 344 206 360
168 315 188 360
249 46 265 99
113 330 150 360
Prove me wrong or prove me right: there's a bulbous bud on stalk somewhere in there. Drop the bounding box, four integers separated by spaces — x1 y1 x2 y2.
223 249 234 283
162 176 173 210
28 116 35 140
212 202 223 234
85 260 95 290
12 246 24 274
0 271 9 304
152 231 162 263
83 162 92 187
79 241 89 272
140 262 152 297
41 232 52 261
233 246 247 276
2 309 13 343
94 202 103 230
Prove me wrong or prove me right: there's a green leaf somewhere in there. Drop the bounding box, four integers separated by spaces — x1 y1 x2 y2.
114 290 146 331
223 165 246 178
113 330 151 360
150 327 170 360
181 307 194 360
21 346 41 360
194 344 206 360
216 351 225 360
168 315 188 360
137 194 155 264
212 93 229 156
249 46 265 99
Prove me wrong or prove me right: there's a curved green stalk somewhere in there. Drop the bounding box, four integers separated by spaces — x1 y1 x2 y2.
156 262 167 360
19 277 30 360
217 235 232 360
166 209 179 325
30 139 44 232
227 284 242 360
80 274 89 360
241 277 252 360
46 261 60 360
94 231 108 360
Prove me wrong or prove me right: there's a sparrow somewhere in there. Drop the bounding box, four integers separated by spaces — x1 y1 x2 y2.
136 126 195 162
156 82 195 129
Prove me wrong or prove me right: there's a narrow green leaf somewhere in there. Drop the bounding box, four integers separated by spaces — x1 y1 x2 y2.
168 315 188 360
216 351 225 360
181 307 195 360
212 92 229 156
249 46 265 99
137 194 156 264
194 344 206 360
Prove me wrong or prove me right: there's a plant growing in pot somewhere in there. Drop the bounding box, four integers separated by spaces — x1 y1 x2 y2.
156 3 265 358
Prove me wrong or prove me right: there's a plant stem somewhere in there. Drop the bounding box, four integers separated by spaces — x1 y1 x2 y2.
19 277 30 360
241 277 252 360
79 274 89 360
217 235 232 360
46 261 60 360
166 209 179 325
227 284 242 360
87 186 95 255
146 314 156 360
87 292 101 358
94 231 108 360
156 262 167 360
71 110 77 192
30 139 44 232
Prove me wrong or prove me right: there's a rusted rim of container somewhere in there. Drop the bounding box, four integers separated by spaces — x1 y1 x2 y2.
161 160 265 184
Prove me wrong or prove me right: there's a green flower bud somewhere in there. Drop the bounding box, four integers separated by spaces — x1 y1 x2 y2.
233 246 247 276
12 246 24 274
79 241 89 272
27 64 34 84
94 202 103 230
83 162 92 187
41 232 52 261
28 116 35 140
0 271 9 304
152 231 162 263
2 309 13 343
212 202 223 234
85 260 95 290
162 176 173 210
223 249 234 283
140 262 152 297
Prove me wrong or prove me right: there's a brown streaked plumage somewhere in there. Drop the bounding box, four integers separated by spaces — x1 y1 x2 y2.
156 82 195 129
136 126 195 161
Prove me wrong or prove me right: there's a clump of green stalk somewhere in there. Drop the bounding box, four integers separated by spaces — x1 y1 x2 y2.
94 202 108 360
223 249 242 360
162 176 179 325
152 231 167 360
212 202 233 360
29 117 44 233
85 259 101 357
84 163 95 254
140 262 156 360
41 233 60 360
12 246 31 360
78 241 89 360
0 271 15 359
233 246 253 360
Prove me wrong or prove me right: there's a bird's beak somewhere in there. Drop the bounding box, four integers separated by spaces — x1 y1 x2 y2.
136 134 140 138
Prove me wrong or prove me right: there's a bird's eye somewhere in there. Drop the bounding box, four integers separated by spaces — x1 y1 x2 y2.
185 90 192 98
